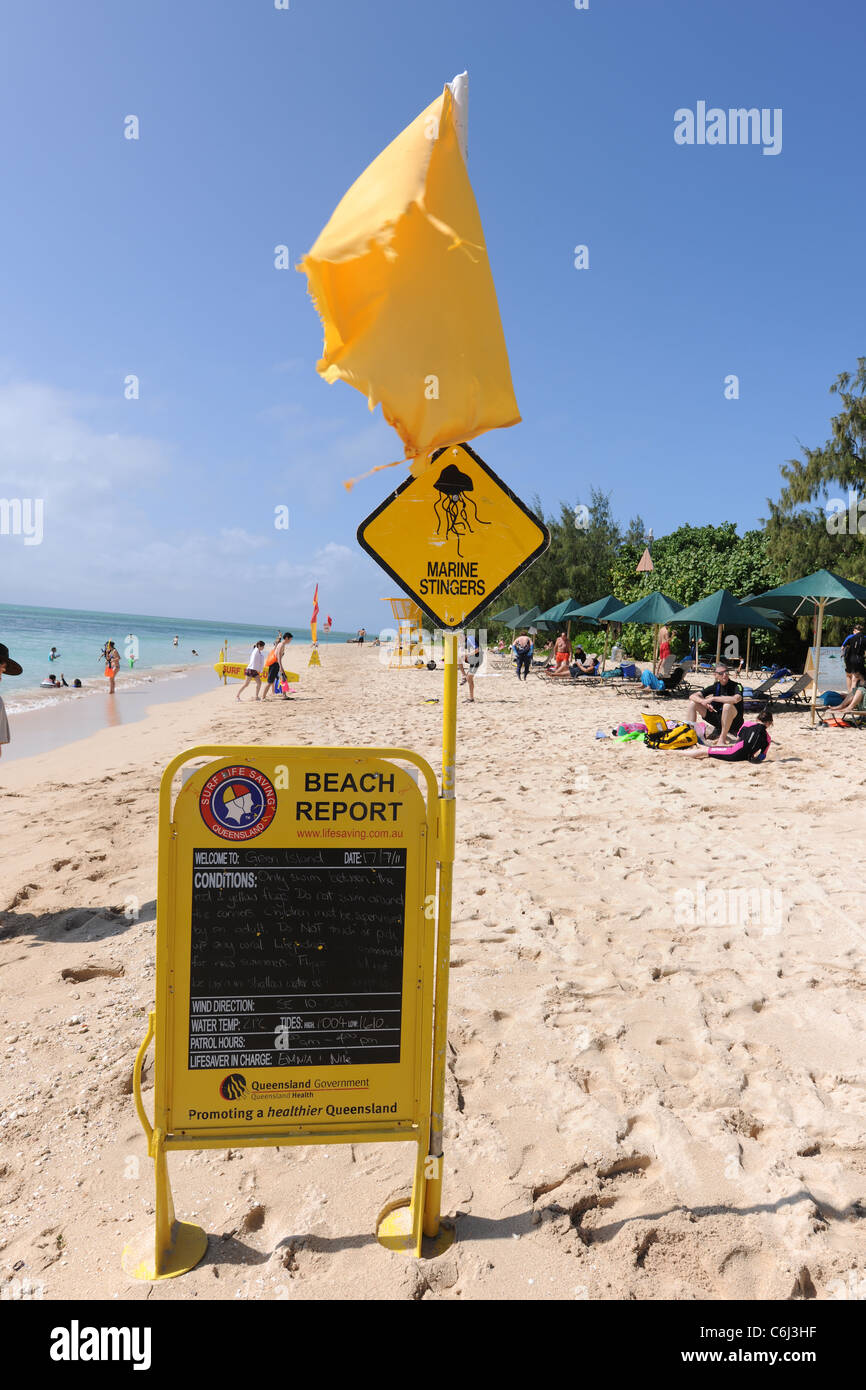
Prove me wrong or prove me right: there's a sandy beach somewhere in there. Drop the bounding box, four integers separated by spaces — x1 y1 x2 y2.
1 643 865 1302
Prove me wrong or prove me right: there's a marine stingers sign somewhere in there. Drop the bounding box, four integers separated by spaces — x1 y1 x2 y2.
357 443 550 629
124 743 439 1277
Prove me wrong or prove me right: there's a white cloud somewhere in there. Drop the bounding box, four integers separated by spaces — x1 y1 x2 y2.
0 379 395 624
0 380 169 500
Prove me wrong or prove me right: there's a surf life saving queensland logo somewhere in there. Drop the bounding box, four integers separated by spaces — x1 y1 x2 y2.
199 765 277 841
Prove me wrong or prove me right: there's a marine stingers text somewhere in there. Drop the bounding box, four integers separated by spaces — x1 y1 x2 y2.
418 560 486 596
296 770 402 822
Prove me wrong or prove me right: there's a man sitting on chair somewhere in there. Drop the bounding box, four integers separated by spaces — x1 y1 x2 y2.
685 664 744 744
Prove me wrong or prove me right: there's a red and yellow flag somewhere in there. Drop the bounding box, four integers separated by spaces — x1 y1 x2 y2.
310 583 319 644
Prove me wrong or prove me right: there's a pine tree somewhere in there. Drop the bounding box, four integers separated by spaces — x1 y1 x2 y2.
765 358 866 585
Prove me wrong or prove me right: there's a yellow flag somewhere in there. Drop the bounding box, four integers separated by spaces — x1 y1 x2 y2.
298 80 520 471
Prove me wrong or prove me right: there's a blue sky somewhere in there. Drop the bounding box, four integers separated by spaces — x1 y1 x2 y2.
1 0 863 627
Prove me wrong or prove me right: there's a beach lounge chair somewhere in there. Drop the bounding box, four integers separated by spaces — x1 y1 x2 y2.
758 665 791 681
817 708 866 728
536 659 601 686
816 687 866 727
623 665 689 699
657 666 689 696
743 673 786 699
747 674 812 709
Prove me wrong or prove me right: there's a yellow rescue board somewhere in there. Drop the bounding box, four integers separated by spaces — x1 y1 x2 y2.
213 662 299 683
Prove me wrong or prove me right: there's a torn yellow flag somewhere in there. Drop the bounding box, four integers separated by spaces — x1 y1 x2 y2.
297 80 520 471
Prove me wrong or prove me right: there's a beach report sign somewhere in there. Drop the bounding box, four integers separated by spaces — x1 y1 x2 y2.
124 744 439 1278
357 442 550 629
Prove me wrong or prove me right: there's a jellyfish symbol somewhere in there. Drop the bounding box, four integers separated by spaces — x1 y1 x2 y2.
432 464 490 557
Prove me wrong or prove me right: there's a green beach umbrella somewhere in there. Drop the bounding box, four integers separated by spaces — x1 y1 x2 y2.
751 569 866 723
513 605 540 625
565 594 624 623
674 588 779 671
536 600 598 648
604 591 683 626
490 604 522 625
752 569 866 617
537 598 581 623
604 591 684 674
510 605 555 633
735 596 785 673
561 595 622 670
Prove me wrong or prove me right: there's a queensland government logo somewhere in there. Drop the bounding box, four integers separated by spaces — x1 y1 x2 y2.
199 765 277 841
219 1073 247 1100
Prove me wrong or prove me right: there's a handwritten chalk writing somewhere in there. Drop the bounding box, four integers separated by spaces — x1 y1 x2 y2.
188 847 406 1066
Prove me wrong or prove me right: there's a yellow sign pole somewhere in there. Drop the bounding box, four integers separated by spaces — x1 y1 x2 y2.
423 632 458 1241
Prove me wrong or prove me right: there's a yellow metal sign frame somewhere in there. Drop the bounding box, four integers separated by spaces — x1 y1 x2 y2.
123 743 449 1279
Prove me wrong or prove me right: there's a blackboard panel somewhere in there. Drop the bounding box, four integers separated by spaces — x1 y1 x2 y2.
188 847 407 1068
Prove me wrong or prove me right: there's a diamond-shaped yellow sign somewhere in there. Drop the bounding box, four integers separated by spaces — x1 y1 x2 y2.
357 444 550 630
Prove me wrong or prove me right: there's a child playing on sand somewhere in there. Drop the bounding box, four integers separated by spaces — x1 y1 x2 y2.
680 708 773 762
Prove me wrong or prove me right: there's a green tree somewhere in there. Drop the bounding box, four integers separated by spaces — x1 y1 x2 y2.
609 523 784 661
487 488 624 623
766 358 866 591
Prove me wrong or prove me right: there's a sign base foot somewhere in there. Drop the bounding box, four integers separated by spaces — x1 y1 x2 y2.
122 1220 208 1281
376 1199 456 1257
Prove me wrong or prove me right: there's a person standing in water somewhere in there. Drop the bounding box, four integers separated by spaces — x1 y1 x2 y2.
102 640 121 694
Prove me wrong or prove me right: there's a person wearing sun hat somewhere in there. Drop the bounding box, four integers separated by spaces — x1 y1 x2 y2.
0 642 23 760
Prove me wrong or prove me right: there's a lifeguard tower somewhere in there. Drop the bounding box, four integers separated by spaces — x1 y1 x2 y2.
382 597 430 668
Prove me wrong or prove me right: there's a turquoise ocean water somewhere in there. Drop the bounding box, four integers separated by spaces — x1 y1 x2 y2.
0 604 353 713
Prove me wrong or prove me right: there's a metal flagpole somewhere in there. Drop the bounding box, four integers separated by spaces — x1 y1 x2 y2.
423 631 457 1238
